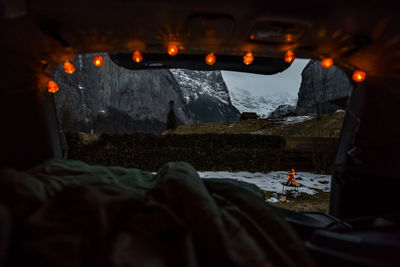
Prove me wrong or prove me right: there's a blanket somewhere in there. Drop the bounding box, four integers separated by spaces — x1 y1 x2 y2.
0 159 314 267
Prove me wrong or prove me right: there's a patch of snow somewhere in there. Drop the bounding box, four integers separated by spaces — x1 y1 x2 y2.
198 171 331 195
79 55 83 69
282 116 313 124
266 197 279 203
250 130 265 135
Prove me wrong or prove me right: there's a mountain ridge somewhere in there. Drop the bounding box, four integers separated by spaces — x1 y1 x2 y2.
54 54 240 133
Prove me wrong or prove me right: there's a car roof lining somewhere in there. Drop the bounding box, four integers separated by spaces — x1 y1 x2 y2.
109 53 292 74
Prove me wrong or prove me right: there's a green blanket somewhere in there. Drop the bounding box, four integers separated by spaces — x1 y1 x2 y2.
0 159 314 267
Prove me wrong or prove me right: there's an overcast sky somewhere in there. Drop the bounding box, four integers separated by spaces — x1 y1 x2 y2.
221 59 310 96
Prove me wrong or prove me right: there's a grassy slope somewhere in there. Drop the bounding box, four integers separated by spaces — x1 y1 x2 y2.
172 111 345 138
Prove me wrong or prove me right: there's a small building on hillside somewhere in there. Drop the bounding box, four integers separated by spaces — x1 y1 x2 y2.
240 112 259 120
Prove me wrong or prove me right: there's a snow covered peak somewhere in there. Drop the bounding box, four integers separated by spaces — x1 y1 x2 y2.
170 69 231 105
229 87 297 118
170 69 240 123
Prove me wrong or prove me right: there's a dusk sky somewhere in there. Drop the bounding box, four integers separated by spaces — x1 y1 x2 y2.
221 59 310 97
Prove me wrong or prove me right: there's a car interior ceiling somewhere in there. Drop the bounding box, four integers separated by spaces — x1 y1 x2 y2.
1 0 399 266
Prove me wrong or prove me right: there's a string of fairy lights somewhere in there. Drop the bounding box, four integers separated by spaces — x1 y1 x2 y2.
46 45 367 93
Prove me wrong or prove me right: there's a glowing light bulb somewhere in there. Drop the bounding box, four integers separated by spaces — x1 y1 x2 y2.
167 44 178 56
205 52 216 66
352 70 366 82
243 52 254 65
63 61 76 74
321 58 334 68
285 34 293 42
93 56 104 67
132 50 143 63
284 50 295 63
47 80 59 93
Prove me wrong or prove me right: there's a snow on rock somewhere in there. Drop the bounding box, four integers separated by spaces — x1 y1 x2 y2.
170 69 240 123
281 115 313 124
267 197 279 203
198 171 331 195
268 104 296 118
170 69 230 104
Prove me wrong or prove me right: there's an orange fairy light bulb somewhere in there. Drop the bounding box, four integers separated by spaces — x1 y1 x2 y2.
47 80 59 93
243 52 254 65
321 58 334 68
284 50 295 63
132 50 143 63
167 44 178 56
63 61 76 74
205 52 216 66
285 34 293 42
93 56 104 67
352 70 366 82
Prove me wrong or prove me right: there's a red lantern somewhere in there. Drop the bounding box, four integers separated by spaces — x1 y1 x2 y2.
47 81 59 93
63 61 76 74
321 58 334 69
93 56 104 67
167 44 178 56
132 51 143 63
243 52 254 65
352 70 366 82
205 52 216 66
284 50 295 63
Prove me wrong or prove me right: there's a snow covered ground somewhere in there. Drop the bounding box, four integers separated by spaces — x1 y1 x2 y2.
198 171 331 196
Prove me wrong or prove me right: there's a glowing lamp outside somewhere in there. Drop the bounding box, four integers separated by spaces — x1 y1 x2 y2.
47 81 59 93
205 52 216 66
63 61 76 74
352 70 366 82
93 56 104 67
284 50 295 63
132 51 143 63
167 44 178 56
321 58 334 69
243 52 254 65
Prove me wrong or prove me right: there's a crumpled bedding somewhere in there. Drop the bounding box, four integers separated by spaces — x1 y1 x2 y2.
0 159 314 267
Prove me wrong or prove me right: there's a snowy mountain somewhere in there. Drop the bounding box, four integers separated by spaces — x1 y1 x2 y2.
228 87 297 118
170 69 240 122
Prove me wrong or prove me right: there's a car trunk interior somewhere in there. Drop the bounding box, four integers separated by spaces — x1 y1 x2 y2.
1 0 399 266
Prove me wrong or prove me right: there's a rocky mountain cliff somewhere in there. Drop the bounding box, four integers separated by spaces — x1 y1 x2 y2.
54 54 239 133
268 105 296 118
296 60 353 115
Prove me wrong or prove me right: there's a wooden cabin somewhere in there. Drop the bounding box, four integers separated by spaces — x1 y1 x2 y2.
240 112 259 120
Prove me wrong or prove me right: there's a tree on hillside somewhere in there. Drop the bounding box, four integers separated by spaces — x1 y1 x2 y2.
166 100 177 130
